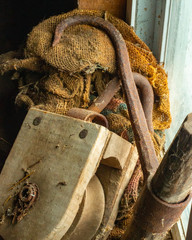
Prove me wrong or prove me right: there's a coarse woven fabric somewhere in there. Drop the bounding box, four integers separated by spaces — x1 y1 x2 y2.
0 9 170 239
0 9 171 130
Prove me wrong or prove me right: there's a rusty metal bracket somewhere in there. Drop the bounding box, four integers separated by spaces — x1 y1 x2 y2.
88 77 120 113
12 183 39 224
67 108 109 128
52 15 158 179
51 15 192 239
66 77 121 127
131 176 192 233
133 72 154 133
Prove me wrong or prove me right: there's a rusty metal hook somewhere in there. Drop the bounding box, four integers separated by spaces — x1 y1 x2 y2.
67 77 120 128
88 77 120 113
67 73 154 135
88 73 154 133
52 15 158 179
133 72 154 133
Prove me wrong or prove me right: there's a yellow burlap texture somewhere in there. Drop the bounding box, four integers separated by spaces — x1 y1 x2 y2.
24 9 171 130
0 9 170 239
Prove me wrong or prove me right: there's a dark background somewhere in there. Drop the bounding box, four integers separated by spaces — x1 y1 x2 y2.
0 0 77 171
0 0 77 53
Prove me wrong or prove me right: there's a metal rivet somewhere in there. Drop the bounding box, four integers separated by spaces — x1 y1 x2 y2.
79 129 88 139
33 117 41 126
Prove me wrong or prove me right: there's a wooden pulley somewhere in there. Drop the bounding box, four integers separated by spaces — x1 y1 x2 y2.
0 108 138 240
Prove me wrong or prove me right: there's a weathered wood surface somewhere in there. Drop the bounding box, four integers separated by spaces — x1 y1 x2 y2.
123 113 192 240
63 131 138 240
152 113 192 203
95 144 138 239
126 0 133 25
78 0 127 19
0 107 139 240
62 175 105 240
101 133 132 170
0 108 109 240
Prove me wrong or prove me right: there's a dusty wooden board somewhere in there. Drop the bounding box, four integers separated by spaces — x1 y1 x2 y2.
101 133 132 169
0 108 109 240
95 139 138 239
62 175 105 240
78 0 127 19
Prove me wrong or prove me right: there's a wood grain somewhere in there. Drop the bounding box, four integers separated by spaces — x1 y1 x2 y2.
95 144 138 239
0 108 109 240
152 113 192 203
101 133 132 169
78 0 127 19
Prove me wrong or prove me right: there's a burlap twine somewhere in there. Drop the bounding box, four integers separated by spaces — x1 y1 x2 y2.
0 9 171 239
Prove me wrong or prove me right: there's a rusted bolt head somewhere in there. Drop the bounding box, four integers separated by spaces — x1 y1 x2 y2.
19 183 39 202
33 117 41 126
79 129 88 139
